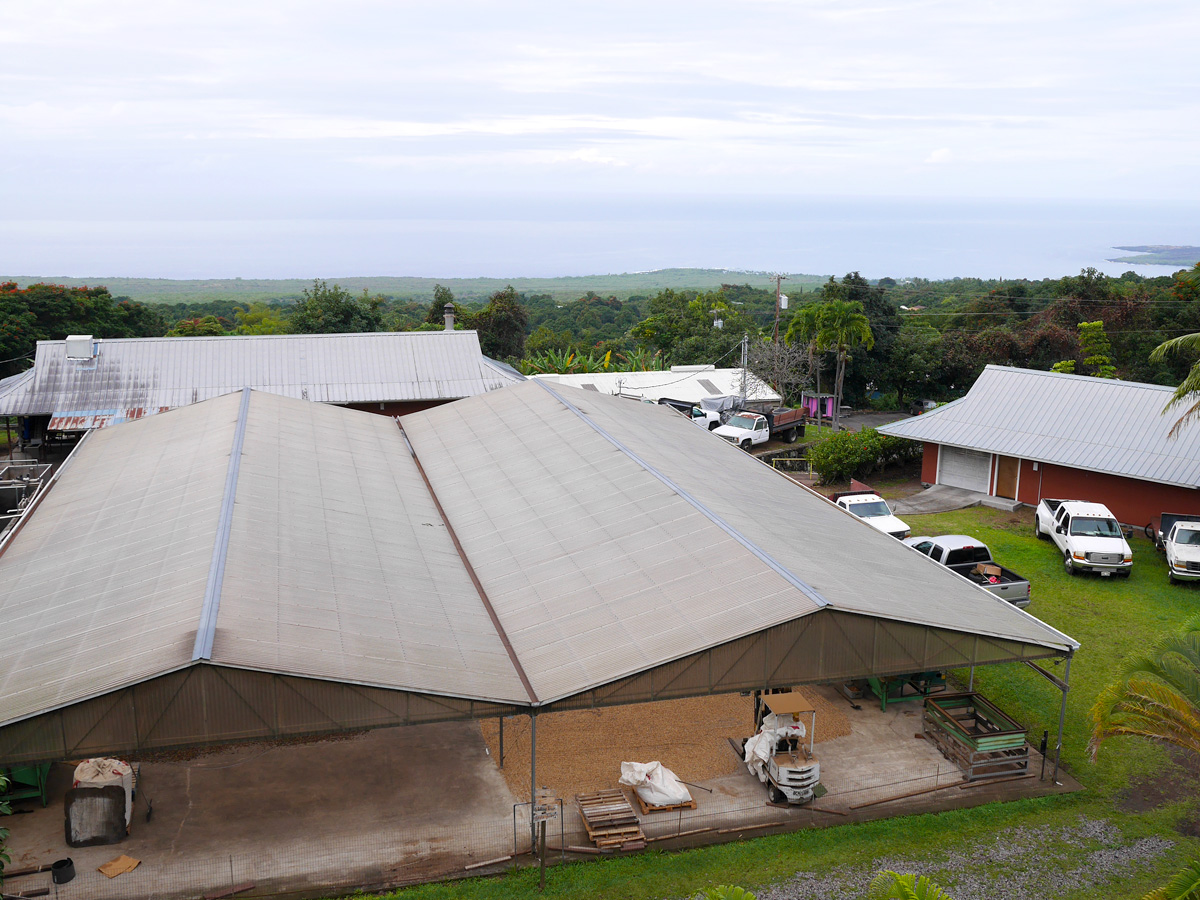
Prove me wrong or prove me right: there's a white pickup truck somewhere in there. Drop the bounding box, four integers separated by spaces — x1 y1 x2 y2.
832 491 911 540
904 534 1031 607
1163 519 1200 584
714 412 772 449
1034 498 1133 577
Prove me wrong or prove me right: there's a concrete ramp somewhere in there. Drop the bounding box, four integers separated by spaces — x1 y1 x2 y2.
894 485 990 515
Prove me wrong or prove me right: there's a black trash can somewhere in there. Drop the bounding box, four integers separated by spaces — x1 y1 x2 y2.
52 857 76 884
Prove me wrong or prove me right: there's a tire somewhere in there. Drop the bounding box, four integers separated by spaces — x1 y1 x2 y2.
1145 522 1156 541
1118 569 1131 579
783 428 797 444
768 784 787 804
1169 571 1179 584
740 439 753 451
1064 553 1077 576
1035 517 1048 540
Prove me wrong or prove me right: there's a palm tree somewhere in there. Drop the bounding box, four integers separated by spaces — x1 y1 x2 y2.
867 871 954 899
1092 620 1200 900
1150 263 1200 438
1090 620 1200 761
815 299 874 431
1141 857 1200 900
785 303 826 428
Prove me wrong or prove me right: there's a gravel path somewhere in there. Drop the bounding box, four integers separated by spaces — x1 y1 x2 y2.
749 817 1173 900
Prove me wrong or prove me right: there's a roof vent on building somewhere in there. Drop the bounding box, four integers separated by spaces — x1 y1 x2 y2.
444 304 455 331
65 335 96 360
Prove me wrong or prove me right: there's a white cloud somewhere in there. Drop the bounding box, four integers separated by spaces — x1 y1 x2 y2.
925 148 954 164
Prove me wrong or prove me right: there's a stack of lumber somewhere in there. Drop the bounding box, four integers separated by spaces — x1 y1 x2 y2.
575 789 646 850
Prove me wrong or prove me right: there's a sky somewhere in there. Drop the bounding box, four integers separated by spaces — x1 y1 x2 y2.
2 1 1198 279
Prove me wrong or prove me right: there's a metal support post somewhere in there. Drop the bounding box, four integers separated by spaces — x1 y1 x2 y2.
968 665 975 691
529 713 538 849
498 715 504 768
1052 654 1071 784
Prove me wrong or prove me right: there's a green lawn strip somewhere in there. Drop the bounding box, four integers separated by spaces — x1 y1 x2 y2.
358 505 1198 900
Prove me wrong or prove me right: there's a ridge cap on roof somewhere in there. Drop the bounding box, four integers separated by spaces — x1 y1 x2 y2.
981 363 1175 393
35 330 480 346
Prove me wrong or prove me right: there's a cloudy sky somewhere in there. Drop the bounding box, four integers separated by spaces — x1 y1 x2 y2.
2 1 1197 278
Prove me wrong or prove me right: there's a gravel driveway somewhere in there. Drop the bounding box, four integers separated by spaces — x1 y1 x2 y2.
749 817 1173 900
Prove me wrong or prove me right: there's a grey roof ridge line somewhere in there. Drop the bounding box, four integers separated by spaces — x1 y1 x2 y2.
34 330 481 346
192 387 252 661
396 421 541 706
982 362 1177 392
535 380 830 609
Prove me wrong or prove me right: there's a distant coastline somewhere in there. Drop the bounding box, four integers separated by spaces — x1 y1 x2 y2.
1107 245 1200 267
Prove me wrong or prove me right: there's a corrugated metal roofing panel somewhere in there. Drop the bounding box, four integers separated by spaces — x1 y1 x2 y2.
401 384 823 704
0 392 242 726
880 366 1200 488
531 368 781 404
210 392 528 704
521 383 1074 654
4 331 501 418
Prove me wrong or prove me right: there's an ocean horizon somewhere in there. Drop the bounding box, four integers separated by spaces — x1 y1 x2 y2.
2 196 1195 282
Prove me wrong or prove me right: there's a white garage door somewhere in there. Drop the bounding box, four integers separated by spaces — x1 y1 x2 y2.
939 447 992 492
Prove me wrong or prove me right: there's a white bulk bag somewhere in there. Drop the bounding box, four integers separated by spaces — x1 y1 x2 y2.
619 760 692 807
73 758 133 828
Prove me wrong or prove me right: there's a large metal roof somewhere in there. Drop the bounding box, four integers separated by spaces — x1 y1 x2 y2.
531 367 781 405
0 383 1075 763
0 331 511 421
879 365 1200 488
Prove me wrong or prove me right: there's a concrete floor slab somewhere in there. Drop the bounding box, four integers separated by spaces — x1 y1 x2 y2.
1 688 1080 899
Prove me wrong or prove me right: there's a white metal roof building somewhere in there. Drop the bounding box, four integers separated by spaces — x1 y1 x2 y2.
0 330 521 431
0 382 1075 766
531 366 781 406
880 365 1200 527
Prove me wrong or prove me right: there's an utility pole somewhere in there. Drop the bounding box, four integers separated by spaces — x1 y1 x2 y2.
740 332 749 405
772 273 788 343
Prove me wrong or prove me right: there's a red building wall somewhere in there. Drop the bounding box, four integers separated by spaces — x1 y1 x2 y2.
1015 461 1199 529
921 443 939 484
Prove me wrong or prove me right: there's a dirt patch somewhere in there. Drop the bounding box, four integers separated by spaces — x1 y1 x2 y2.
817 461 924 500
1118 745 1200 832
479 689 850 801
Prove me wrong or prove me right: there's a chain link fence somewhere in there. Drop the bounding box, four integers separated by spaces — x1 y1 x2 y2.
11 758 1049 900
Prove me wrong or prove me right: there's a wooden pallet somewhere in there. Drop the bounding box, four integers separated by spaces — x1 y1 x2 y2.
575 789 646 849
633 792 697 815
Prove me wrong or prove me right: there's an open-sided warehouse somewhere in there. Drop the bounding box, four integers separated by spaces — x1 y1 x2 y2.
0 380 1076 776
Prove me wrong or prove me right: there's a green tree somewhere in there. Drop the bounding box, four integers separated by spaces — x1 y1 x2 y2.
1091 620 1200 760
1150 264 1200 437
469 286 529 361
1142 857 1200 900
1056 321 1118 377
0 282 166 376
631 289 754 366
1092 619 1200 899
290 280 383 334
700 886 755 900
816 299 874 431
884 322 941 407
424 284 462 327
166 315 226 337
786 302 826 423
234 303 291 335
868 871 954 899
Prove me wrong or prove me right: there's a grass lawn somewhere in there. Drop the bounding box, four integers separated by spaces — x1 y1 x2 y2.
363 505 1200 900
